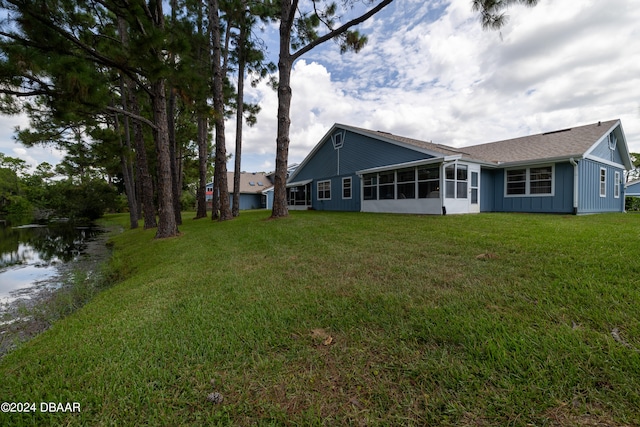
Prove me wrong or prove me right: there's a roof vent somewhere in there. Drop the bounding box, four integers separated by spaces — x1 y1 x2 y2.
542 128 572 135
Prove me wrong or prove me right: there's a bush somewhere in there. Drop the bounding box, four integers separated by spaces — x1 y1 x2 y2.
625 196 640 212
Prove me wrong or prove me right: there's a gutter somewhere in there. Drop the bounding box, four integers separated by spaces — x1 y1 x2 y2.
570 157 579 215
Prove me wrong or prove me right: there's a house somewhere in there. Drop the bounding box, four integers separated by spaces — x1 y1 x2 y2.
626 179 640 198
206 172 273 210
286 119 633 215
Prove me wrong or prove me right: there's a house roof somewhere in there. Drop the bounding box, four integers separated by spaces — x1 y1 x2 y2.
461 119 624 166
225 172 272 194
288 119 632 184
340 124 470 158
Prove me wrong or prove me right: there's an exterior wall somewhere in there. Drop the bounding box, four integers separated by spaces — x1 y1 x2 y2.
483 162 574 214
577 159 625 213
230 194 264 210
480 169 496 212
626 181 640 197
312 174 361 212
293 130 434 182
588 128 624 165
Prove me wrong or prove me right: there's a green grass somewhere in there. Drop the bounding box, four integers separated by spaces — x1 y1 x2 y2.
1 211 639 426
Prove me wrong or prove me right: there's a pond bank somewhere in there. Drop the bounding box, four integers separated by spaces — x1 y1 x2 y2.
0 224 122 358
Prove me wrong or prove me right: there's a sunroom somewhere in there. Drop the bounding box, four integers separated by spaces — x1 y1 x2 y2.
286 179 312 210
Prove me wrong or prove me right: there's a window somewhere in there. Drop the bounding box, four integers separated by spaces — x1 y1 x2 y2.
506 169 527 195
418 165 440 198
529 166 552 194
445 164 467 199
342 177 352 199
363 174 377 200
614 171 620 198
396 168 416 199
318 180 331 200
379 172 395 200
506 166 553 196
332 131 344 149
600 168 606 197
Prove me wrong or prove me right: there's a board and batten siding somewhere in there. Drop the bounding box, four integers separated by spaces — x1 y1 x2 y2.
577 159 625 213
588 126 625 165
311 174 360 212
482 162 574 213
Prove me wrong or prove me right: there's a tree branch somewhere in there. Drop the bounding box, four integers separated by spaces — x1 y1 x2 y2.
291 0 393 61
106 105 157 130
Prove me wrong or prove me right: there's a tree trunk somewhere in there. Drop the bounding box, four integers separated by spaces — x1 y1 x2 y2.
129 89 157 228
152 78 179 238
232 18 247 218
209 0 232 221
271 1 294 218
195 113 208 219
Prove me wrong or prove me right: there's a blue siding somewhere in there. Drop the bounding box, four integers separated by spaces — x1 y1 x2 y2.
626 181 640 197
293 130 434 182
589 129 624 165
312 174 361 212
480 169 495 212
577 159 625 213
483 162 574 213
230 194 263 210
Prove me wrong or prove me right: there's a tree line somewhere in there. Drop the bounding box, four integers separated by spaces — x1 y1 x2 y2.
0 0 540 237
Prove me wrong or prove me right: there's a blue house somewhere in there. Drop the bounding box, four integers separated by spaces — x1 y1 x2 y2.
626 179 640 198
287 119 633 215
206 172 273 210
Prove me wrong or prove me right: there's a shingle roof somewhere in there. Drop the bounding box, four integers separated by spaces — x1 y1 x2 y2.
460 119 620 165
226 172 272 194
341 124 471 158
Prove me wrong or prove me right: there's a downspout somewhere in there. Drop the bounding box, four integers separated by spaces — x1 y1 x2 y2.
570 158 579 215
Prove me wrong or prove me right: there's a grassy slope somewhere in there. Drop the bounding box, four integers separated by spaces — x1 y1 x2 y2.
1 211 639 426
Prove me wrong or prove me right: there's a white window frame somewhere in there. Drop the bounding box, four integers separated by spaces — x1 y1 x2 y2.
614 171 620 198
600 168 607 198
505 165 555 197
342 177 352 200
317 180 331 200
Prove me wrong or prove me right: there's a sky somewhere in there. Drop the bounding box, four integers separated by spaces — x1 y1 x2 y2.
1 0 639 174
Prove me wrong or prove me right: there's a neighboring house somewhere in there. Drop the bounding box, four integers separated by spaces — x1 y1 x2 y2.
206 172 273 210
287 119 633 215
626 179 640 198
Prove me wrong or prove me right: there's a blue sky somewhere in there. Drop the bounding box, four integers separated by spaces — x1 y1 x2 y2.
1 0 639 175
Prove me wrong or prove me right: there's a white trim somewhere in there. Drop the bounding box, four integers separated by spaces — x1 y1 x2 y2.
614 171 621 198
357 156 452 176
504 164 555 198
317 180 331 200
342 177 352 200
287 179 313 187
584 154 627 169
599 168 607 198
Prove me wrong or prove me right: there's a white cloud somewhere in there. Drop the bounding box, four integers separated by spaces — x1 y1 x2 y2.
4 0 640 175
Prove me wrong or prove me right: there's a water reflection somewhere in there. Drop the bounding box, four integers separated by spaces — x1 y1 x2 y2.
0 223 104 304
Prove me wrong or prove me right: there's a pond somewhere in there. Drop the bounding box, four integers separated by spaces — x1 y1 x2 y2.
0 223 105 306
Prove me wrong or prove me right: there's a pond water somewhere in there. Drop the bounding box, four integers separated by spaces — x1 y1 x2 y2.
0 223 104 306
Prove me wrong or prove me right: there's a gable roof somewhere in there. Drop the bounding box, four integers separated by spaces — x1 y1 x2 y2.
461 119 630 167
288 120 633 183
225 172 272 194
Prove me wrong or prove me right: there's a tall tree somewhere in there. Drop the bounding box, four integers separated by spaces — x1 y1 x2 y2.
270 0 393 218
209 0 232 220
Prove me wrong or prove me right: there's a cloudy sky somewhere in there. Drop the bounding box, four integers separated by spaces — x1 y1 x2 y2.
1 0 639 174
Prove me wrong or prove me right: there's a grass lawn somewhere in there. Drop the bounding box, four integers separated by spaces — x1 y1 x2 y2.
1 210 639 426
